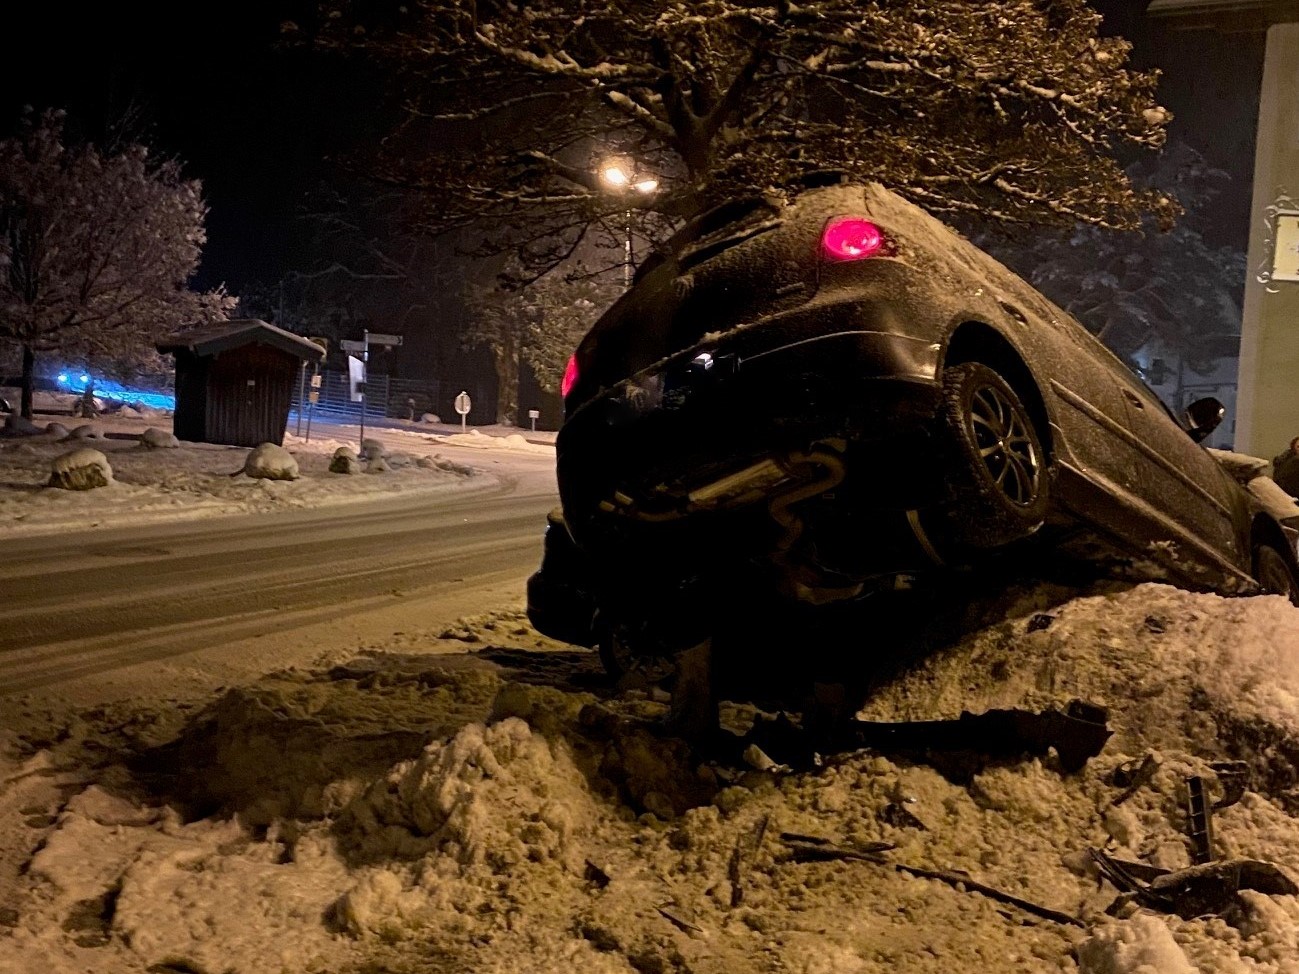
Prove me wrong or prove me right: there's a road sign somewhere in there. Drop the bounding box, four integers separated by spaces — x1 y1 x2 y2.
366 332 403 346
340 339 366 353
454 391 472 415
308 390 320 404
310 373 322 388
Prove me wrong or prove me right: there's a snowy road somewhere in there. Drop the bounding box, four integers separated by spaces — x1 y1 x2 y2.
0 454 558 702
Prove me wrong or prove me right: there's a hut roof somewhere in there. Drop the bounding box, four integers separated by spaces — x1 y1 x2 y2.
157 319 325 361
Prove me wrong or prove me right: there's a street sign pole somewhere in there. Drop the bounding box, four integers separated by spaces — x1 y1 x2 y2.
295 362 306 437
359 329 368 450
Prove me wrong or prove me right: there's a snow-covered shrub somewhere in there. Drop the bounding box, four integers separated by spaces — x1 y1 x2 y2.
329 446 360 475
48 448 112 490
3 412 40 436
67 424 104 440
359 438 386 461
44 421 68 438
139 427 179 449
241 443 299 480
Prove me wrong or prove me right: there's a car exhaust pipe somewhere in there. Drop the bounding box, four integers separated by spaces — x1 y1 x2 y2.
766 445 865 605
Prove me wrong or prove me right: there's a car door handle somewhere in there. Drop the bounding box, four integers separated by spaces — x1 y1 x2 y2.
1122 389 1145 409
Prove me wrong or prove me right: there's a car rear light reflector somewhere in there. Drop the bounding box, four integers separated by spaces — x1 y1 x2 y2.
822 217 885 261
561 354 580 398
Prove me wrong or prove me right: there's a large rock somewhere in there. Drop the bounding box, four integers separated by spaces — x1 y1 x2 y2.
241 443 299 481
67 424 105 441
329 446 360 475
48 448 113 490
44 422 69 438
359 438 387 461
139 427 180 449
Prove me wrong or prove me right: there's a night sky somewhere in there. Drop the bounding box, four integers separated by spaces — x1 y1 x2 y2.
0 1 1265 295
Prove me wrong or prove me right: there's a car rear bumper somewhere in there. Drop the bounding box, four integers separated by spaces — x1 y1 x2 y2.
558 312 945 539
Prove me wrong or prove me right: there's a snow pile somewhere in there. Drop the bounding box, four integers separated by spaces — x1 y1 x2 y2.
432 428 554 455
46 447 112 490
3 584 1299 974
3 412 40 435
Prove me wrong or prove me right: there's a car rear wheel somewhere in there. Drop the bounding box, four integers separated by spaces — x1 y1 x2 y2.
598 631 676 688
1253 543 1299 605
939 362 1048 547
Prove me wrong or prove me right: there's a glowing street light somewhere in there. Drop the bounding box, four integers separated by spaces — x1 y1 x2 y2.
600 163 658 286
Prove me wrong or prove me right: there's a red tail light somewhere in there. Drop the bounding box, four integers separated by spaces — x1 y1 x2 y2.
561 354 579 398
822 216 885 261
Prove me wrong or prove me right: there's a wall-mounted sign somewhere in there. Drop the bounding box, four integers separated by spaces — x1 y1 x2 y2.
1273 210 1299 283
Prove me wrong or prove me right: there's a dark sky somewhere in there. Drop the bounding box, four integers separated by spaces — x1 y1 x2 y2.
0 1 1266 293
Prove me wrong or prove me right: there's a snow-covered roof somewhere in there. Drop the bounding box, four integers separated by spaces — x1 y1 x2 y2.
157 319 326 361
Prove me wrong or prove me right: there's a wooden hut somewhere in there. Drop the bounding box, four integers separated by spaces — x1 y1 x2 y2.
158 319 325 447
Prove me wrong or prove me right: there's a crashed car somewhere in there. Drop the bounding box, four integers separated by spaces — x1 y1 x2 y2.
528 178 1299 693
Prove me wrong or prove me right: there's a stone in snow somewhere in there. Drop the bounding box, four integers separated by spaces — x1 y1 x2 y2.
48 448 113 490
329 446 360 475
359 438 387 461
67 424 105 440
242 443 299 481
44 422 69 438
365 455 391 474
140 427 180 449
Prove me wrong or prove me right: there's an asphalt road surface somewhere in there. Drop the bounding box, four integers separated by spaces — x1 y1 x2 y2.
0 457 559 702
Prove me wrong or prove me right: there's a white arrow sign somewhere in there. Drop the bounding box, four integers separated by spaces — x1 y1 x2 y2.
366 332 403 346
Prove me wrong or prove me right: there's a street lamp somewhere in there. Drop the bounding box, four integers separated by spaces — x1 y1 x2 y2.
600 164 658 287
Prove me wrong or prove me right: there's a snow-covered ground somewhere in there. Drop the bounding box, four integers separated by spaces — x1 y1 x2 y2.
5 401 1299 973
0 410 552 537
3 581 1299 973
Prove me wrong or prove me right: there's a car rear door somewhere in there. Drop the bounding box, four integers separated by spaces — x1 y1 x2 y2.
1108 376 1245 567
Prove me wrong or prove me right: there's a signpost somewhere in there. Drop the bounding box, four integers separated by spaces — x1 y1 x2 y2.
528 408 540 432
454 390 472 433
340 331 403 449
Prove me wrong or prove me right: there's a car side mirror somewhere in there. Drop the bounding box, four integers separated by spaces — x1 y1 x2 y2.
1184 397 1225 443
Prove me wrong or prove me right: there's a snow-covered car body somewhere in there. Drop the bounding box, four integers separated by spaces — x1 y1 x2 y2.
529 179 1299 664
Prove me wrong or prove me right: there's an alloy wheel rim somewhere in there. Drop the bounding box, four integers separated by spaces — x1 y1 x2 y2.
969 384 1040 506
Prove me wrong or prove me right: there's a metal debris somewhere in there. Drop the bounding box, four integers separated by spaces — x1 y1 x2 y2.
1026 613 1056 633
1111 752 1161 806
782 834 1083 928
1209 760 1250 810
1091 848 1298 919
881 801 929 831
727 814 769 908
844 699 1111 773
1185 775 1215 865
656 904 703 935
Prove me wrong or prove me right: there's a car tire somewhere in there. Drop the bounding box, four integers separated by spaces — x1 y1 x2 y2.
1253 543 1299 605
939 362 1049 547
598 631 676 688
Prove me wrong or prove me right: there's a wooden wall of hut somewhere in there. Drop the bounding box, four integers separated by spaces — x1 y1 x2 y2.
204 344 297 447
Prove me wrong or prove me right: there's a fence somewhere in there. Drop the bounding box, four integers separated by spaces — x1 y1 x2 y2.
289 369 448 423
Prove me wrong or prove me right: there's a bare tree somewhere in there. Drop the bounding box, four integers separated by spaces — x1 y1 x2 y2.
0 110 230 418
294 0 1177 279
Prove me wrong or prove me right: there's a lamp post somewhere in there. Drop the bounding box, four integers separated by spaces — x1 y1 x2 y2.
600 164 658 287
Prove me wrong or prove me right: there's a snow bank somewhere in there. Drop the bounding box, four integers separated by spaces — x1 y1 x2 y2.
4 585 1299 973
